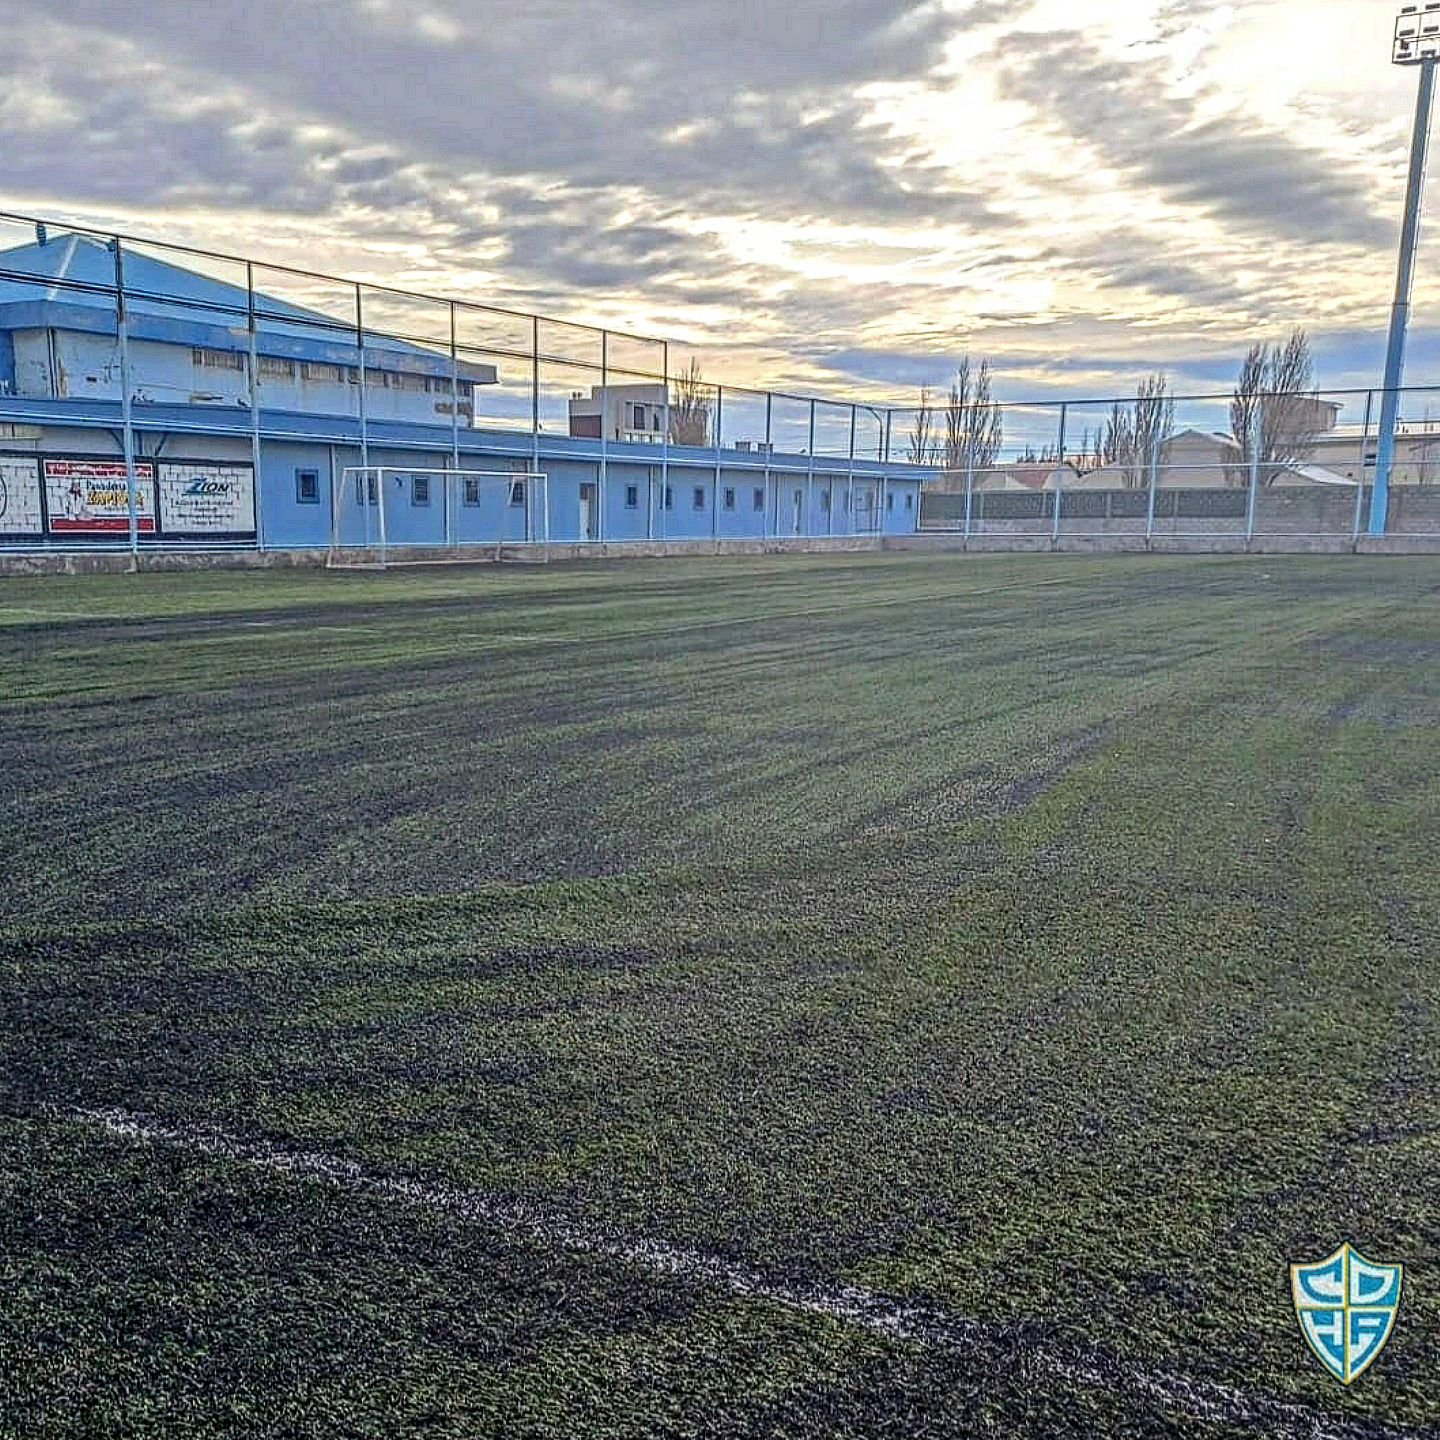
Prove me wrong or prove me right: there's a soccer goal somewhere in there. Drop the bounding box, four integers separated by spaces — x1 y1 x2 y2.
331 467 550 566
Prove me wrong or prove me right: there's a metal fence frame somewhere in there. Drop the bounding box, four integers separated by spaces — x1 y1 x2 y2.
3 208 1440 553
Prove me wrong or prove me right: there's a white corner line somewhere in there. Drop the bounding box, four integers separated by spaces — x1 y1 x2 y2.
58 1106 1415 1440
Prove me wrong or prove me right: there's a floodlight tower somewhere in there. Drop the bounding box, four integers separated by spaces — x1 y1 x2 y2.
1371 3 1440 536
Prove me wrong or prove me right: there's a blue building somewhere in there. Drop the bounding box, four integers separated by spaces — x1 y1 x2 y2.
0 227 931 554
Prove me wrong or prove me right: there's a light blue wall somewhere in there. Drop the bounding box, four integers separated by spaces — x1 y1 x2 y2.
0 343 933 547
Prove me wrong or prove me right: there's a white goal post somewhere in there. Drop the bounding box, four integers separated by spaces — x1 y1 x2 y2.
332 467 550 564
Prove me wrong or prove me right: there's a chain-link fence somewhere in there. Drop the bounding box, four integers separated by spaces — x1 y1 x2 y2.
1 208 1437 556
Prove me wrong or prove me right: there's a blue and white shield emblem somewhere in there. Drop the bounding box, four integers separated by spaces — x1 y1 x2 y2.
1291 1243 1403 1385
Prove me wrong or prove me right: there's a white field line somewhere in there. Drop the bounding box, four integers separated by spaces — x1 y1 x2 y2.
62 1107 1417 1440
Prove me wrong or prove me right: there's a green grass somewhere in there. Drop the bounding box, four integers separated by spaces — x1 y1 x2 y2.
2 552 1439 1437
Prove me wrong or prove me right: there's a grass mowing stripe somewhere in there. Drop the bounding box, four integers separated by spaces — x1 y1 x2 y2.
62 1105 1418 1440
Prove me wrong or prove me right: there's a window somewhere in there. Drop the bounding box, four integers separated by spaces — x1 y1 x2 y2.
356 475 377 506
258 356 296 380
753 487 764 512
820 490 831 512
723 487 735 511
633 404 646 429
664 485 674 510
625 484 639 509
906 492 914 511
412 474 431 506
302 361 344 384
509 479 526 507
192 346 244 372
693 486 706 510
295 468 320 505
463 477 481 506
887 491 895 512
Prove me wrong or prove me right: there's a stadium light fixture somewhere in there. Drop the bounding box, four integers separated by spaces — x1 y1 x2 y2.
1370 3 1440 535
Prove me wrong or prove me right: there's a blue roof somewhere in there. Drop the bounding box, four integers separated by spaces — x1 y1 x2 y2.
0 234 495 384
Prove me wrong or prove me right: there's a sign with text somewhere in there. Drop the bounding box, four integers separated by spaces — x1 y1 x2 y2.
44 458 156 535
158 461 256 536
0 456 43 535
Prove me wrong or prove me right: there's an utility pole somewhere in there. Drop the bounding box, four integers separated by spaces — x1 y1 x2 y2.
1371 4 1440 536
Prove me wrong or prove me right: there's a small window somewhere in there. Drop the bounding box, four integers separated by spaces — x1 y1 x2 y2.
633 404 646 429
820 490 830 512
887 491 895 512
356 475 377 506
753 487 764 512
625 484 639 509
664 485 674 510
509 479 526 507
462 477 481 506
906 492 914 511
412 474 431 506
723 487 735 511
295 468 320 505
693 486 705 510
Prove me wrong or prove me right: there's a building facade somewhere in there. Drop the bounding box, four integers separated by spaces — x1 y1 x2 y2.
0 231 930 553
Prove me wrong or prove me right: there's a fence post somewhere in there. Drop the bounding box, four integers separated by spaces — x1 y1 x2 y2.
447 299 459 549
530 315 541 485
713 384 723 540
764 391 773 539
805 399 816 538
1353 391 1375 542
599 329 608 544
1051 403 1067 545
113 239 140 561
1244 404 1262 544
1144 434 1160 543
355 284 369 476
247 261 266 552
658 340 669 542
376 463 389 565
963 441 975 540
847 405 857 538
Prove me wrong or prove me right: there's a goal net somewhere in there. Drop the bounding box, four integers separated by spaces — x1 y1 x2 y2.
332 467 550 564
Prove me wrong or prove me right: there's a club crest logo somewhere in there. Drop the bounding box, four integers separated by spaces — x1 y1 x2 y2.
1291 1243 1403 1385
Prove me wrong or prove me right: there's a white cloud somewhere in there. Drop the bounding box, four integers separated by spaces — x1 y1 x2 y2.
0 0 1432 404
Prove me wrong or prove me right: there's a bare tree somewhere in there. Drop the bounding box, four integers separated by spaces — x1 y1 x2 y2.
1101 375 1174 488
906 385 939 466
941 356 1003 481
1229 330 1318 486
669 359 712 447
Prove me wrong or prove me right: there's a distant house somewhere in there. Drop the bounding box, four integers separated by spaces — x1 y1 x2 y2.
568 383 667 443
1070 427 1355 490
1311 419 1440 486
927 461 1079 493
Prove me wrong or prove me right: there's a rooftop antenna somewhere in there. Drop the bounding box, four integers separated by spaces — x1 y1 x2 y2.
1370 3 1440 535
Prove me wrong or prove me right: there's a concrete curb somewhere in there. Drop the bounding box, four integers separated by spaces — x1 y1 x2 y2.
4 531 1440 575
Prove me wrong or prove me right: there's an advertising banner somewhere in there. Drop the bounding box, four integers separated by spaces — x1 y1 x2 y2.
44 458 157 535
158 461 256 536
0 456 43 535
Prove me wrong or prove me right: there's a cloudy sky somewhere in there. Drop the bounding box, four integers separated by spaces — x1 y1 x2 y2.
0 0 1435 413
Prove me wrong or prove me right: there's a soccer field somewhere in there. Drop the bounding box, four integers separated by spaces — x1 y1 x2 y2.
1 553 1437 1437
